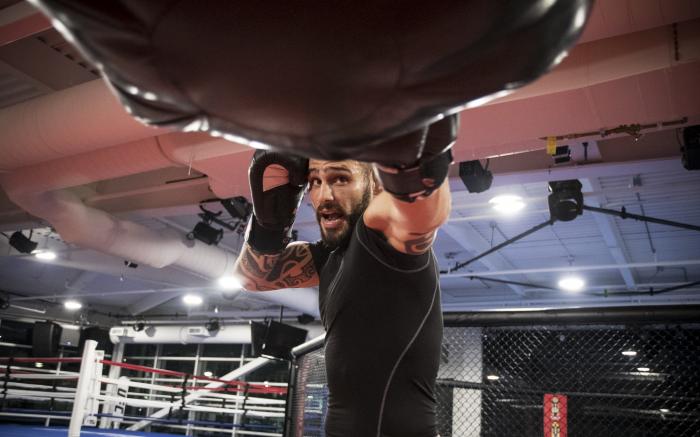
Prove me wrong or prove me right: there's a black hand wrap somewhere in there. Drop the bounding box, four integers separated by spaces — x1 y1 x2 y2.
246 150 308 254
376 114 457 202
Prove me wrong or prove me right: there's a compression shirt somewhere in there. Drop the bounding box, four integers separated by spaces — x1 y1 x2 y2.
309 217 442 437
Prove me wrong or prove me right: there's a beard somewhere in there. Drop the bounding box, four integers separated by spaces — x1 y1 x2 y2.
317 187 372 250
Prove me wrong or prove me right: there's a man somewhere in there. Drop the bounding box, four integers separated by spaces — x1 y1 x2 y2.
235 116 456 437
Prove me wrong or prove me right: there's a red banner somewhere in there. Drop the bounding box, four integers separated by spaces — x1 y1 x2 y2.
543 393 567 437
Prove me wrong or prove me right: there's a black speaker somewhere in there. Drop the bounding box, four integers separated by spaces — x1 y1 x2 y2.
79 327 114 355
250 320 308 360
681 125 700 170
32 321 62 357
459 160 493 193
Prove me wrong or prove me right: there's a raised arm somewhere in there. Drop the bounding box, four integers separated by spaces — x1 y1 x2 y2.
364 115 457 255
235 241 318 291
234 150 318 291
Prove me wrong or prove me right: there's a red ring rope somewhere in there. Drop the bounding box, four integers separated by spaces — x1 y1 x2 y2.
100 360 286 395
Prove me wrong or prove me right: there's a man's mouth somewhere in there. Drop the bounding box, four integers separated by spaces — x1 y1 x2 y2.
319 211 345 230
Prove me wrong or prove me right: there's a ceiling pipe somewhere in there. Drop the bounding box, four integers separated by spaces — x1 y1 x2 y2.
442 259 700 278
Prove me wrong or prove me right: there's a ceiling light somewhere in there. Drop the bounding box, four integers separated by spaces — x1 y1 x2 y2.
183 294 203 306
35 362 44 368
558 276 585 292
489 195 525 214
486 375 500 381
659 408 670 413
9 231 38 254
64 300 82 310
621 350 637 357
637 367 650 372
218 276 242 290
203 371 213 378
34 250 57 261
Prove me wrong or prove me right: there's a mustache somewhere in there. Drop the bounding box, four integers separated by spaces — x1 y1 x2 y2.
316 201 347 219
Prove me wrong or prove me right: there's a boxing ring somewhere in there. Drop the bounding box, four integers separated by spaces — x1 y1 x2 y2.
0 340 287 436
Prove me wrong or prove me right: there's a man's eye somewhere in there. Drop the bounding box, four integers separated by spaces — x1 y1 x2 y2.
334 176 349 184
309 178 321 186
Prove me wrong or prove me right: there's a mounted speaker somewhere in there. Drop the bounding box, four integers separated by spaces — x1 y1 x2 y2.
32 321 62 357
250 321 308 360
79 327 114 355
681 125 700 170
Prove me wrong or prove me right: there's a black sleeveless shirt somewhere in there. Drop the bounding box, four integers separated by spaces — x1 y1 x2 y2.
309 218 442 437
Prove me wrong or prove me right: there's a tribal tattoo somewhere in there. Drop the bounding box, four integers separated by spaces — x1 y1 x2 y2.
237 243 317 290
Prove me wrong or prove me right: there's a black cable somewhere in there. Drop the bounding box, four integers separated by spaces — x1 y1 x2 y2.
444 218 555 273
582 205 700 232
467 275 555 290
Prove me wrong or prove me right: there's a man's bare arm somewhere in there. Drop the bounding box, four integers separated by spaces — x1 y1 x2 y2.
364 181 451 255
234 241 319 291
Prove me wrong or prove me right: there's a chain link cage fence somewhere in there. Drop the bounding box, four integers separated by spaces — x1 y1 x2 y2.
286 306 700 436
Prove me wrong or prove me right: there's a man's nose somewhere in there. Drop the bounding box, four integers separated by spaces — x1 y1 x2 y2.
319 181 334 201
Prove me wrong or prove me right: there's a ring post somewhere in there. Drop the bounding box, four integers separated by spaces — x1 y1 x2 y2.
69 339 99 437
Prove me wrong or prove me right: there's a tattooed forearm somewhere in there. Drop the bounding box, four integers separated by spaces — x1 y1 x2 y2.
403 231 435 255
236 243 318 291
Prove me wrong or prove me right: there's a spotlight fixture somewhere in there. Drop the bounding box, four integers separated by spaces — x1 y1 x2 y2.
64 300 83 310
34 251 57 261
621 350 637 357
486 374 500 381
203 371 213 378
205 318 220 332
188 221 224 246
548 180 583 222
218 276 242 290
183 294 203 306
0 296 9 310
489 194 525 214
558 276 585 292
459 160 493 193
133 322 146 332
637 367 650 372
35 362 44 368
221 196 253 221
9 231 38 254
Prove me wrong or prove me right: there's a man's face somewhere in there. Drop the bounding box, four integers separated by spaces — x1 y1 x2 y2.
308 159 373 249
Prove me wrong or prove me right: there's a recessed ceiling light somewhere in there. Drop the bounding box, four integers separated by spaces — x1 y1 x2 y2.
622 350 637 356
34 250 57 261
489 195 525 214
637 367 650 372
558 276 585 292
64 300 82 310
183 294 203 306
486 375 500 381
218 276 242 290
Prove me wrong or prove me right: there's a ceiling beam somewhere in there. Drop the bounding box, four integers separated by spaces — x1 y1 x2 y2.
581 177 637 289
0 2 50 47
442 259 700 278
441 223 526 296
126 291 181 316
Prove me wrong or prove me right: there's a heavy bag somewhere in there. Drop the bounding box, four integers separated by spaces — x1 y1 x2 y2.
30 0 592 165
